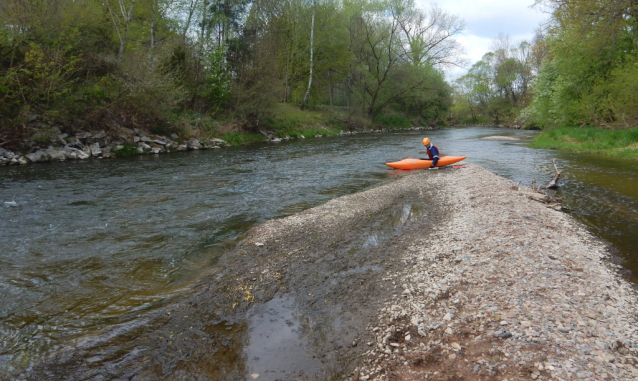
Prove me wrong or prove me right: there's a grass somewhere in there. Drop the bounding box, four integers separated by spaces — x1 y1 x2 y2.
530 125 638 159
222 133 268 146
165 103 427 148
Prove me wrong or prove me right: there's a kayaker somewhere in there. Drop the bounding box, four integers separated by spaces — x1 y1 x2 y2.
420 138 439 168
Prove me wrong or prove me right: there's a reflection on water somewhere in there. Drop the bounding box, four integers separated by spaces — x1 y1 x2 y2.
245 296 322 380
1 126 637 377
363 203 426 248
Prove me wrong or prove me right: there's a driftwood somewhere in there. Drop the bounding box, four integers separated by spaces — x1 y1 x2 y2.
545 159 562 189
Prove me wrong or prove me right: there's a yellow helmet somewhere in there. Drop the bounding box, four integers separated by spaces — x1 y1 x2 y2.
422 138 430 146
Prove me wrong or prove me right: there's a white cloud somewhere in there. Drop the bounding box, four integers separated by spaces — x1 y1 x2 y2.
413 0 549 78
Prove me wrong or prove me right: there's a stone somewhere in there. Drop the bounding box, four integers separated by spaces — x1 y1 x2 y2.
187 138 202 150
138 143 151 152
451 342 461 350
271 138 282 143
0 148 15 159
443 313 452 321
177 145 188 151
170 133 179 139
25 150 50 163
445 327 453 334
90 143 102 157
44 149 66 162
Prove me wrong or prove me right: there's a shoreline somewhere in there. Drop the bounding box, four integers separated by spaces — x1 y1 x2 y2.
0 126 436 167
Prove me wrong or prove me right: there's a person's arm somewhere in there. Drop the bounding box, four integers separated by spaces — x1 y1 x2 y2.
429 146 439 168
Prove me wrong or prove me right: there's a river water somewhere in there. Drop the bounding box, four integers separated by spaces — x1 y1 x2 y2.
1 126 637 378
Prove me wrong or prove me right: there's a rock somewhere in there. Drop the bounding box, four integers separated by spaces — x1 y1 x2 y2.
141 136 153 143
445 327 453 334
451 342 461 350
498 331 513 339
120 127 135 135
255 242 265 247
25 150 50 163
315 134 323 138
4 201 18 207
0 148 15 159
299 135 305 139
177 144 188 151
134 128 147 136
520 321 532 328
134 136 140 143
90 143 102 157
44 149 66 162
150 145 163 154
187 138 202 150
170 133 179 140
443 313 453 321
11 156 29 165
153 140 166 146
138 143 151 152
271 138 282 143
67 137 84 148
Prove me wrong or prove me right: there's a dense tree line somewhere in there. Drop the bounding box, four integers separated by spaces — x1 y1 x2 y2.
453 0 638 129
0 0 464 148
451 34 545 125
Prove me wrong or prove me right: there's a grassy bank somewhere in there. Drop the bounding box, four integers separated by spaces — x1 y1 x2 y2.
530 126 638 159
175 104 430 147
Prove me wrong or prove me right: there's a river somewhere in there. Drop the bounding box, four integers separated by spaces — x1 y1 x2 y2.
1 126 637 378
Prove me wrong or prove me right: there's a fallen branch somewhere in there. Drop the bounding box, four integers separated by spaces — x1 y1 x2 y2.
545 159 562 189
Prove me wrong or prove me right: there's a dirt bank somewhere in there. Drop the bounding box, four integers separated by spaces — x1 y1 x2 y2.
15 165 638 381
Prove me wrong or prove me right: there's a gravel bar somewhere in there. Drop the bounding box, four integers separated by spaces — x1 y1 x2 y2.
348 165 638 381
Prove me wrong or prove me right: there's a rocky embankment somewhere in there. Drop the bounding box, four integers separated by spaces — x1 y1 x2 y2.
0 124 437 167
0 126 227 166
348 165 638 381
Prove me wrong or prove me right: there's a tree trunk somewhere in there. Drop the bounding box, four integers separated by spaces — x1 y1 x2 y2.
149 7 156 69
300 1 315 111
118 0 136 60
181 0 198 43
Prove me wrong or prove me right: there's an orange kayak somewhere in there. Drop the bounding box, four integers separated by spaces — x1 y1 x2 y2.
386 156 467 170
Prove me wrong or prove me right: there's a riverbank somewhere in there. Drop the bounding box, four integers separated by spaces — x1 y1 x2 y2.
9 164 638 380
0 104 437 167
530 126 638 159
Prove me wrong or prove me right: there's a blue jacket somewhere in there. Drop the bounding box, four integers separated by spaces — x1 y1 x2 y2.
427 145 439 167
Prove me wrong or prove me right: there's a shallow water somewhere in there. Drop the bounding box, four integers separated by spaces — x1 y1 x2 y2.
1 127 637 378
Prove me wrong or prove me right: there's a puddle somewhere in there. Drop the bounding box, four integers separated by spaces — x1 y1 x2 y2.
245 296 322 380
361 203 427 249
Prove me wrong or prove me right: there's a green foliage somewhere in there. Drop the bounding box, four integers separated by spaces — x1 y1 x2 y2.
1 0 462 149
452 39 535 125
113 144 139 156
0 43 82 118
222 132 267 146
374 114 411 129
525 0 638 129
530 125 638 158
198 45 232 110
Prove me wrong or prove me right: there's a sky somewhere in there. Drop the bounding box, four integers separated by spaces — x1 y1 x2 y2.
413 0 549 79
